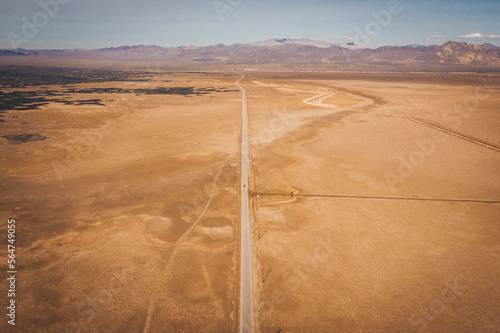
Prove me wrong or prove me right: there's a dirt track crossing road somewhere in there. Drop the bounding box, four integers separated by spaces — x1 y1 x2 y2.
249 191 500 204
236 74 253 333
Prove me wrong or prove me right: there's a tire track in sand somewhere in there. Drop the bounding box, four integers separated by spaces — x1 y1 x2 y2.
143 164 224 333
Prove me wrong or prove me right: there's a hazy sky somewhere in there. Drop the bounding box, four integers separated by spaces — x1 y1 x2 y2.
1 0 499 49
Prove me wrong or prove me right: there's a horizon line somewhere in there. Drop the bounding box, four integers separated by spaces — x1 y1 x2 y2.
1 39 499 52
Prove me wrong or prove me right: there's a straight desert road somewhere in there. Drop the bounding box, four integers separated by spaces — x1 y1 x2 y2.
236 74 253 332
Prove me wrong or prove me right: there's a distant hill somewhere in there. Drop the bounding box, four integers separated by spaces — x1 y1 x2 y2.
0 50 27 56
0 39 499 71
247 38 374 50
249 38 334 48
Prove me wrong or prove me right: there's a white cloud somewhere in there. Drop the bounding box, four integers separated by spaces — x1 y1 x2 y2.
458 33 500 39
326 35 356 42
426 35 450 43
459 33 484 38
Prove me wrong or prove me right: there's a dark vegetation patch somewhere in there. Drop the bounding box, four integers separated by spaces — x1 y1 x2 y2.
2 134 48 144
64 87 126 94
69 99 105 106
61 86 235 95
0 66 174 87
178 72 226 75
0 66 238 118
0 86 237 113
0 90 104 112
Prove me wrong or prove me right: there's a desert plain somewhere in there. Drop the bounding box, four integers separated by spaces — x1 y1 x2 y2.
0 67 499 332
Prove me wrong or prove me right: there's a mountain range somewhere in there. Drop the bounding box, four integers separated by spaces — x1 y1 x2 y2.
1 39 499 71
246 38 373 49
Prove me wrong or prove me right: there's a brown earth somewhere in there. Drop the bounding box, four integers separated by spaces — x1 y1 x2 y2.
0 72 242 332
1 70 499 332
242 72 500 332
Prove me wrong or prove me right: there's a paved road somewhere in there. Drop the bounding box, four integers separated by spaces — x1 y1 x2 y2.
236 74 253 333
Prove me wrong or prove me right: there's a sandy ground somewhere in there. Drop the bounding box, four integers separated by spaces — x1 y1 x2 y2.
242 72 500 332
0 72 242 332
0 70 499 332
